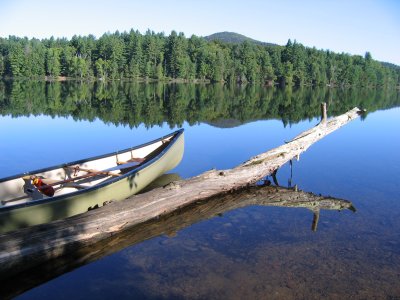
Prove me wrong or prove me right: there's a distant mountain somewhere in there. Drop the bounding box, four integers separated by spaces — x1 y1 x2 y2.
205 32 400 69
204 32 278 47
381 61 400 71
204 118 245 128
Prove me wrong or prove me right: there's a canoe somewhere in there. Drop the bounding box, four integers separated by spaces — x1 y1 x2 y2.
0 129 184 233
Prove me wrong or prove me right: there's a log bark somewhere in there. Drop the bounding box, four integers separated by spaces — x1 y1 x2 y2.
0 106 363 281
0 184 355 298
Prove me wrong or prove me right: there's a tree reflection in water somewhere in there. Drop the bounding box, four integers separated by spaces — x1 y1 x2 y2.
1 81 399 128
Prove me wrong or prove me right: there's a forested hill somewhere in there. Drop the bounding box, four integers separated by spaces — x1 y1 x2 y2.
0 29 399 88
204 32 277 47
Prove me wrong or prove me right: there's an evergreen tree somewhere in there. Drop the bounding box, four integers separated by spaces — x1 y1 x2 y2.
0 54 4 76
45 48 61 77
7 43 25 77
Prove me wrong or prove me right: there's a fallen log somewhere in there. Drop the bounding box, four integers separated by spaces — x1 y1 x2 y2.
0 104 363 280
0 184 355 299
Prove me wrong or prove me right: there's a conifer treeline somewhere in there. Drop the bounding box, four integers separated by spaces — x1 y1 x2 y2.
0 29 399 87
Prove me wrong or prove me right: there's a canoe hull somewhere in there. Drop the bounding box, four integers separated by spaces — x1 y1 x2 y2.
0 130 184 233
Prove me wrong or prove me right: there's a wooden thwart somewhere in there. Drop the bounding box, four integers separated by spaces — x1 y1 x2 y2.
117 157 145 165
65 166 120 176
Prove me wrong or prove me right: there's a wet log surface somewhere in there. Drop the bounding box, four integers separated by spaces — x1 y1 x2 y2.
0 105 363 285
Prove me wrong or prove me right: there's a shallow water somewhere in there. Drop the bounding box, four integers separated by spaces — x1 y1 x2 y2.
1 82 399 299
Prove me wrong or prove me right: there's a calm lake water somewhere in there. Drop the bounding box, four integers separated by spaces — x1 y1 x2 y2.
1 81 400 299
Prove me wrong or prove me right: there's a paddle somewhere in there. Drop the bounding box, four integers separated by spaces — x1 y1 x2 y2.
39 170 117 187
29 171 107 197
29 160 143 196
20 156 147 200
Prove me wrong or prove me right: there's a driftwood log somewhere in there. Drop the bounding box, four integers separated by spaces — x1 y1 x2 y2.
0 184 355 299
0 105 363 282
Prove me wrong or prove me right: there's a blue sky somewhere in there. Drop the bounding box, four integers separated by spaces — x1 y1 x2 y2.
0 0 399 65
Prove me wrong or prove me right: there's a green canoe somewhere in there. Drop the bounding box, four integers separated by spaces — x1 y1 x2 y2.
0 129 184 233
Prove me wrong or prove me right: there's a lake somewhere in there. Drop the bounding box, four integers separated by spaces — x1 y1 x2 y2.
1 81 400 299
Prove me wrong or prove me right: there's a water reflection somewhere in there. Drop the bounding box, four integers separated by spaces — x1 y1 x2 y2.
1 184 354 299
1 82 399 299
1 81 399 128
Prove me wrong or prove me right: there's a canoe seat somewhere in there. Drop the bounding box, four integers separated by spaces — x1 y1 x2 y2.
61 182 87 190
64 166 120 177
117 157 145 165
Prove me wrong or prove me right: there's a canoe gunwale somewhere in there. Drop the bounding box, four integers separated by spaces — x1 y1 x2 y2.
0 129 184 212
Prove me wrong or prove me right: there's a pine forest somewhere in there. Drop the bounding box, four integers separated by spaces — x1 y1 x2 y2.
0 29 399 88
